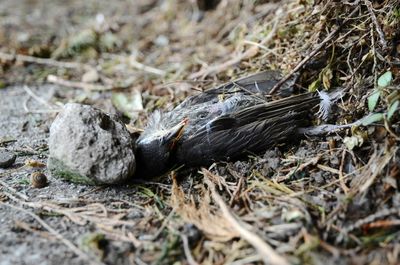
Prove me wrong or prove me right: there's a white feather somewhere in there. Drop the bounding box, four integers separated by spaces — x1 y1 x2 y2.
316 89 344 120
317 90 331 120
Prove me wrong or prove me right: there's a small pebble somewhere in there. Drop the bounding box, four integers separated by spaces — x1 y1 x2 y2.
0 150 16 168
30 172 48 188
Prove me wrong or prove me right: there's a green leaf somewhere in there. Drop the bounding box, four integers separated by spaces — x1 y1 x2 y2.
387 100 399 120
361 113 384 126
308 79 320 92
368 90 380 112
377 71 393 87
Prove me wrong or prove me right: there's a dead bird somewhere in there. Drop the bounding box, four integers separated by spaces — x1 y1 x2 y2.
135 71 332 178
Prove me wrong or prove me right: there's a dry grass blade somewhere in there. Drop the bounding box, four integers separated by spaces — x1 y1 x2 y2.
180 233 199 265
342 208 400 234
364 0 388 50
0 51 91 70
3 193 141 248
128 55 166 76
171 176 238 241
349 143 397 197
47 75 112 91
202 169 290 265
0 180 29 201
23 85 59 111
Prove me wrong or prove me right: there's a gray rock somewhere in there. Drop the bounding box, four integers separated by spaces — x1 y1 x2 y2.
48 103 136 185
0 150 16 168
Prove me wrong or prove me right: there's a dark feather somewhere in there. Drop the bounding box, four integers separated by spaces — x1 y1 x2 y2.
175 93 319 166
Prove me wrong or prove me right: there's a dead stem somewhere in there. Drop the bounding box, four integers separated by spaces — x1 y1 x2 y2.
364 0 388 50
0 52 92 70
47 75 112 91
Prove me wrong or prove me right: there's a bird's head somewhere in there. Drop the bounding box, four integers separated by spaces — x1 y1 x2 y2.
135 111 187 178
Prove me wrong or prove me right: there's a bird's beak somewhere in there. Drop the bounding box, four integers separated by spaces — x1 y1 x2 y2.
162 118 188 149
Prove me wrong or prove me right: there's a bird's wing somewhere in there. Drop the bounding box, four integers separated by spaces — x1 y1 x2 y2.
231 93 319 124
204 92 319 131
175 93 319 166
176 111 305 166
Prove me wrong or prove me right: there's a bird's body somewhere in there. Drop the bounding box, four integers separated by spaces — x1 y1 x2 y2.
135 71 323 178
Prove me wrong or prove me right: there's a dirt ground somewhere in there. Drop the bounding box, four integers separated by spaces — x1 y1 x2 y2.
1 0 400 265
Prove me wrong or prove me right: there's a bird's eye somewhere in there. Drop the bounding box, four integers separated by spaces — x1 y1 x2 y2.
198 112 208 119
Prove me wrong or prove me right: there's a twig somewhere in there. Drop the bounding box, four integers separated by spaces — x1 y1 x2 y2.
341 208 400 234
269 6 360 95
23 85 61 114
0 179 29 201
101 53 166 76
0 202 103 265
316 164 340 175
384 119 400 141
0 52 91 70
203 169 290 265
243 40 279 55
180 233 199 265
129 56 166 76
229 176 245 207
47 75 112 91
14 220 54 239
331 224 362 245
230 255 262 265
23 85 56 109
364 0 387 50
339 149 350 194
370 23 378 86
278 155 321 182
